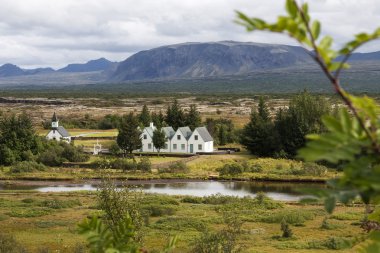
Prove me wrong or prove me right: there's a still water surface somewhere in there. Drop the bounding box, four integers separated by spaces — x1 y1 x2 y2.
0 180 325 201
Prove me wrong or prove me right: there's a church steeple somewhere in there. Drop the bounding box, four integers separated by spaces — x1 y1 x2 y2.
52 112 59 129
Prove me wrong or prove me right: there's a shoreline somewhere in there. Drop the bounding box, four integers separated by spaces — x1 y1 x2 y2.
0 175 327 185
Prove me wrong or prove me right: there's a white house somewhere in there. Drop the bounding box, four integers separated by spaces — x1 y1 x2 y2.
46 112 71 143
140 123 213 153
188 127 214 153
141 123 156 152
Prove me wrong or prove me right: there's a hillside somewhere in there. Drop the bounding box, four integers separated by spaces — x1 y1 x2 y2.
110 41 313 81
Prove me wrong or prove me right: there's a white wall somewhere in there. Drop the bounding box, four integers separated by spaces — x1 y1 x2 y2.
141 129 155 152
171 130 189 153
187 129 214 153
46 130 71 143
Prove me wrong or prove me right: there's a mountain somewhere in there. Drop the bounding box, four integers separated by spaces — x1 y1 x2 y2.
0 64 25 77
110 41 314 81
58 58 116 72
23 67 55 75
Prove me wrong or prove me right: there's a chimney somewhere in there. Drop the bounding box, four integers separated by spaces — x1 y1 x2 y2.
150 122 154 128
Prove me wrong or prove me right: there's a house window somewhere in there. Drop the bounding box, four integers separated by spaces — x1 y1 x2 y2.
198 144 202 150
177 135 181 140
144 134 147 140
194 135 198 140
181 144 185 150
173 144 177 150
165 144 168 149
148 143 152 149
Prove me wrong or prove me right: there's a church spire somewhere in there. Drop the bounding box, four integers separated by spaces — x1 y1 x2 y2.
52 112 59 129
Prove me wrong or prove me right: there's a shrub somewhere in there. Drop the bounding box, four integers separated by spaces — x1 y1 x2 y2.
40 198 82 209
217 162 244 176
303 163 328 176
260 209 317 224
0 233 27 253
7 208 52 218
144 205 176 217
281 219 293 238
159 161 189 173
249 164 263 173
192 215 243 253
181 196 203 204
324 237 352 250
137 157 151 172
109 142 122 156
10 161 47 173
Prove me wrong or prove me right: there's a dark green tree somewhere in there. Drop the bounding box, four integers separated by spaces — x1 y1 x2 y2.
165 100 185 130
185 104 202 131
275 91 331 157
117 113 142 156
152 128 167 155
138 105 151 127
240 99 279 157
218 125 227 146
0 113 41 165
151 110 165 129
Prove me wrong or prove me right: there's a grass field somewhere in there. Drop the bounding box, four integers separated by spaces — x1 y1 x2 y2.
0 191 367 252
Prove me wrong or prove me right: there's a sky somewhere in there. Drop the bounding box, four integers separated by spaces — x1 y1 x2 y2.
0 0 379 69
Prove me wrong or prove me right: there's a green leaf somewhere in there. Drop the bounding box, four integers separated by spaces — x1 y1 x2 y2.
311 20 321 39
285 0 298 18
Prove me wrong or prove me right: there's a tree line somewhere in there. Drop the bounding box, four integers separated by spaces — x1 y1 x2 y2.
0 112 88 167
240 91 331 158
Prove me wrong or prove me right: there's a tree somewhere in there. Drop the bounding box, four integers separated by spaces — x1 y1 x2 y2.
275 91 331 157
139 105 151 127
237 1 380 250
240 98 279 157
0 113 41 165
117 113 142 156
218 125 227 146
151 110 165 129
152 128 167 155
185 104 202 131
165 100 185 130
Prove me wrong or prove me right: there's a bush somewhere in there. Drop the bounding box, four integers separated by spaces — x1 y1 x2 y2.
281 219 293 238
144 205 176 217
0 233 27 253
181 196 203 204
137 157 151 172
10 161 47 173
217 162 244 176
159 161 189 173
260 209 317 224
7 208 52 218
109 142 122 156
40 198 82 209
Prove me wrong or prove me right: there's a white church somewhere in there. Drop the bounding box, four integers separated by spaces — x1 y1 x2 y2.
141 122 214 153
46 112 71 143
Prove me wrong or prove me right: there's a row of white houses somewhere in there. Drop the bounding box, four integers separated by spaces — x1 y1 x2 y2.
141 123 214 153
46 113 214 154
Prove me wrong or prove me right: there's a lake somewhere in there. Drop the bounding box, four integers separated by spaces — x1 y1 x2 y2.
0 180 325 201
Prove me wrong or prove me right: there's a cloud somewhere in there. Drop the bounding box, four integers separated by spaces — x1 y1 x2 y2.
0 0 378 68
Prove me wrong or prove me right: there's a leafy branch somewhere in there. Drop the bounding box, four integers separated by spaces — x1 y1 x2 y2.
237 0 380 251
236 0 380 153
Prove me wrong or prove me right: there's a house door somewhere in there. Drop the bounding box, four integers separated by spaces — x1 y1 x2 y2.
190 144 193 153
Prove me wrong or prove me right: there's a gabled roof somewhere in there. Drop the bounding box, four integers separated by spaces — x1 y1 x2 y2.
144 126 156 137
162 126 175 139
195 127 213 142
178 127 192 140
57 126 70 137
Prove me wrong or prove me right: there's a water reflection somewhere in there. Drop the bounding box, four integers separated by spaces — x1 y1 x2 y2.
0 180 325 201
